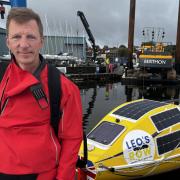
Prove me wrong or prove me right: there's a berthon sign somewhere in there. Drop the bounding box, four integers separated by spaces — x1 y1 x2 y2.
139 58 174 68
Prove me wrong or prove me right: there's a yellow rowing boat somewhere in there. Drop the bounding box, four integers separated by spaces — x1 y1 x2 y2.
78 99 180 179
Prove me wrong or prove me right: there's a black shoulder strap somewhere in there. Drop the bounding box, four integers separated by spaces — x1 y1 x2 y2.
47 64 88 168
48 64 62 137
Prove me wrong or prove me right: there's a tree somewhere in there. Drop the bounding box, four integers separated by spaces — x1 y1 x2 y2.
119 44 127 48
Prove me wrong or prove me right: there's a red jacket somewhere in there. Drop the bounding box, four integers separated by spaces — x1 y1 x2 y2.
0 60 83 180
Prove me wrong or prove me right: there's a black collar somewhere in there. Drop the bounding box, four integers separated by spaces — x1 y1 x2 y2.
33 54 46 80
11 53 46 80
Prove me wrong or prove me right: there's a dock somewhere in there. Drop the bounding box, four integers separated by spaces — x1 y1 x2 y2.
67 73 122 83
121 76 180 86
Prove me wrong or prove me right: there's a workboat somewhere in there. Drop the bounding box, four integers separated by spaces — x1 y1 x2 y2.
138 42 174 69
137 27 176 80
78 99 180 179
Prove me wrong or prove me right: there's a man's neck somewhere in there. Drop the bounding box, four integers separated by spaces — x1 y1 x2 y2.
18 61 40 74
12 54 41 74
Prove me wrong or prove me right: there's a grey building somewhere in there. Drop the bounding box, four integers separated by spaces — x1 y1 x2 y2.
0 27 86 60
0 28 9 56
42 36 86 60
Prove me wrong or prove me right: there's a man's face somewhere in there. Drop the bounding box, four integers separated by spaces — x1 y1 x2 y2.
6 19 43 69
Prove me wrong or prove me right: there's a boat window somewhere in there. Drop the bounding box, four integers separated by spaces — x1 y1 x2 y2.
87 121 124 145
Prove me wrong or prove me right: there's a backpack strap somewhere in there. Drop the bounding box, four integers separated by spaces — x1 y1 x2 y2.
30 56 62 136
47 64 88 168
48 64 62 137
30 58 48 109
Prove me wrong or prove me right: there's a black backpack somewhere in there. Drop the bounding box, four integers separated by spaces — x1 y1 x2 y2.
47 64 87 168
48 64 88 168
31 63 62 137
1 58 86 167
48 64 62 137
1 58 61 137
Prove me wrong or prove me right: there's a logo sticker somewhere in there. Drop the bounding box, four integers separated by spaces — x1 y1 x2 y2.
123 130 155 164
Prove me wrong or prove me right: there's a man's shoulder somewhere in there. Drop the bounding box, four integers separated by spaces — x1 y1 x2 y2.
46 64 80 94
61 74 79 90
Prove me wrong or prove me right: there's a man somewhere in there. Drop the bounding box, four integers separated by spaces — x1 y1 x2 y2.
105 57 110 73
0 8 83 180
0 3 5 19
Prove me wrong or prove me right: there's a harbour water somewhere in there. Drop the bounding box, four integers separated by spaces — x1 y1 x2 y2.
79 81 180 179
80 81 180 133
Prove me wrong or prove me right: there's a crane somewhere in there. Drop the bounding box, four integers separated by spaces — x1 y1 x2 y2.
77 11 97 62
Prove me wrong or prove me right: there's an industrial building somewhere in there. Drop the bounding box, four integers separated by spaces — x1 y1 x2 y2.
42 35 86 60
0 28 9 55
0 27 86 60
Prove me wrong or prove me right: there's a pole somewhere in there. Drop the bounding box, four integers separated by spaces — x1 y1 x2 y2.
175 0 180 74
127 0 136 69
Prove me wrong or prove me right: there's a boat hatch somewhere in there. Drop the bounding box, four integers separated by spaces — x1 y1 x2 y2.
87 121 124 145
112 99 165 120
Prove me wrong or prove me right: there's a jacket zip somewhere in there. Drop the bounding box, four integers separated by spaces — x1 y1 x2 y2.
0 98 9 115
61 110 64 132
0 77 9 114
50 128 58 166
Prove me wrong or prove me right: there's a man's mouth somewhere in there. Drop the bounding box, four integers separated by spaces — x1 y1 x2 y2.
18 52 32 55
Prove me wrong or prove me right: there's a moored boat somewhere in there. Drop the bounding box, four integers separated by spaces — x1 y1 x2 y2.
78 99 180 179
137 27 176 80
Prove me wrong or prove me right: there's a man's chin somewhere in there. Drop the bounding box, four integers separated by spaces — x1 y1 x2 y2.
16 57 33 64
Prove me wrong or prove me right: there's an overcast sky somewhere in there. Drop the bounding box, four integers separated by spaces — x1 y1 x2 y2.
0 0 179 47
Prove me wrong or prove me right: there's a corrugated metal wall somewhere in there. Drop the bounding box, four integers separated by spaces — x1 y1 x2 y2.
0 28 9 56
41 36 86 60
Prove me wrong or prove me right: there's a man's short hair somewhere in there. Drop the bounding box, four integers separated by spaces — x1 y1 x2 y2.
6 7 43 37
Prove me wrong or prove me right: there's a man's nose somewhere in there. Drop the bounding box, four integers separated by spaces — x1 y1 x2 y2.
19 37 30 48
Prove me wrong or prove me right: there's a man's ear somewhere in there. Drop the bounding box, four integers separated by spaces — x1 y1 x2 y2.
40 37 44 48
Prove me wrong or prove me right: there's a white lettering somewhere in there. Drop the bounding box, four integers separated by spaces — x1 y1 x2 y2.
144 59 166 64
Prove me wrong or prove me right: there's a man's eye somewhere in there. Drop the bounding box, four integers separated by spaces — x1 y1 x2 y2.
27 35 36 40
12 35 21 40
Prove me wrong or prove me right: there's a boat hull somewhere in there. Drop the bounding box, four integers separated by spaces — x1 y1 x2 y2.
78 99 180 179
78 155 180 179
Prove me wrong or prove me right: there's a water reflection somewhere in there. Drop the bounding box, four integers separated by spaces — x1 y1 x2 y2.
81 87 97 131
79 81 180 178
126 85 180 102
79 82 180 133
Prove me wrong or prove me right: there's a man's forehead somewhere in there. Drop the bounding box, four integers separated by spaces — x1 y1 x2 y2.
8 20 40 35
9 19 38 26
